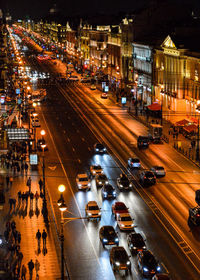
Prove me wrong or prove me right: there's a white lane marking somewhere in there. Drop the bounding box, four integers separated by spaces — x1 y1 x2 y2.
67 138 70 142
72 147 75 152
88 147 91 151
81 137 85 141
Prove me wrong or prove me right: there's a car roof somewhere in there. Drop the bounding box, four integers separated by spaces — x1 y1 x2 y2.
118 213 131 217
114 202 126 207
77 173 88 178
103 184 113 189
152 166 164 169
87 201 98 206
111 246 126 252
102 225 115 231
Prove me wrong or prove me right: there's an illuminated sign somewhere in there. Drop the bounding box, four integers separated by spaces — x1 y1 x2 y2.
121 97 127 104
16 88 20 94
30 154 38 165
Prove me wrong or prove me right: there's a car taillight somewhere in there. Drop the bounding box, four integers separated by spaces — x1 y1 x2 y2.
197 214 200 217
144 176 146 179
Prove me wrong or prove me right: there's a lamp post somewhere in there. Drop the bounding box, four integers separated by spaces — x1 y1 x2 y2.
40 129 47 214
195 109 200 161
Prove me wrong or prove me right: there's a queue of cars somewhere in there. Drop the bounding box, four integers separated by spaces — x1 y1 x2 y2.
75 142 170 278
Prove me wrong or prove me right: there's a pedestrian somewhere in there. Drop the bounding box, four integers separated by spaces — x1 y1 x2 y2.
30 192 34 207
9 198 13 211
21 264 27 280
12 229 18 244
21 162 24 175
11 220 16 231
28 259 34 280
38 179 43 193
9 176 13 187
35 259 40 277
4 229 9 242
18 190 22 205
35 191 40 208
18 251 23 267
21 192 26 206
42 229 47 249
176 132 178 140
26 177 31 193
24 162 28 176
25 191 29 205
36 229 41 249
6 221 11 232
13 198 16 210
6 174 9 188
17 231 21 244
17 163 20 173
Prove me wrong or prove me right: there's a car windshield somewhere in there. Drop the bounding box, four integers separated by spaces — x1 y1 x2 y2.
121 216 132 221
88 206 99 210
98 175 107 180
155 167 164 170
105 185 113 191
96 144 104 149
144 255 157 266
93 165 101 170
132 234 143 243
79 177 88 182
132 159 139 163
116 204 126 210
114 250 127 260
146 172 154 177
107 229 115 235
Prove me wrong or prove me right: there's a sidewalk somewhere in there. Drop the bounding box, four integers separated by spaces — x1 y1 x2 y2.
0 159 60 279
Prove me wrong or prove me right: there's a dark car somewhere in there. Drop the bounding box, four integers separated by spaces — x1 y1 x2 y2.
152 274 171 280
139 171 156 186
137 136 150 149
95 174 109 187
99 226 119 247
37 139 48 151
127 233 146 253
94 143 106 153
137 250 161 277
101 184 116 199
117 174 132 191
128 158 141 168
151 166 166 177
110 246 131 274
189 206 200 226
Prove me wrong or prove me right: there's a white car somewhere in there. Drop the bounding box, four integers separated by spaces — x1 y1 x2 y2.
76 173 91 190
32 118 41 127
117 213 134 231
90 165 103 176
85 201 101 220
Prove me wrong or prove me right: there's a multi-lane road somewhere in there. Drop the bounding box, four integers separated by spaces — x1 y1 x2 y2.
24 52 200 280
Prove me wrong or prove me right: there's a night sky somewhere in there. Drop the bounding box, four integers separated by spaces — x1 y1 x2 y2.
1 0 148 20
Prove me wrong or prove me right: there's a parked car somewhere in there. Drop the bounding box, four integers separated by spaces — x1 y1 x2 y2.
151 166 166 177
99 226 119 247
110 246 131 274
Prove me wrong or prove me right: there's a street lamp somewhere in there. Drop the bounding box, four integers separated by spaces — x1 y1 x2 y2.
195 107 200 161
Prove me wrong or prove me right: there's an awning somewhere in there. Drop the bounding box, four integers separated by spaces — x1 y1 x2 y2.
183 124 197 133
175 119 190 127
147 102 161 111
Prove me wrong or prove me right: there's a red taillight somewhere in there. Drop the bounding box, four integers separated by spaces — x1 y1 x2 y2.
197 214 200 217
144 176 146 179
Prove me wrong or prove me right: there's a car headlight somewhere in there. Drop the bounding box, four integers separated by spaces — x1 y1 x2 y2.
113 191 116 195
88 213 92 216
120 184 123 188
126 261 130 265
103 148 106 151
98 181 102 185
157 266 161 272
96 148 99 151
78 184 82 187
143 246 146 249
93 171 96 174
121 224 125 227
115 237 119 242
103 238 107 242
105 181 108 184
131 223 134 227
99 212 101 216
143 267 149 272
88 183 91 187
101 170 104 173
129 183 133 187
133 246 136 249
115 262 120 266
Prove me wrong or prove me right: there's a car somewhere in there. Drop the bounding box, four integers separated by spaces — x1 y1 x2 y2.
101 184 116 199
68 75 79 81
76 173 91 190
90 84 96 90
101 92 108 99
37 139 48 151
137 136 150 149
90 165 103 176
95 174 109 187
137 250 161 277
112 202 129 218
110 246 131 274
117 173 132 191
32 118 41 127
139 171 156 186
85 201 101 220
94 143 106 153
189 206 200 226
99 226 119 247
81 78 91 83
128 158 141 168
152 274 171 280
117 213 134 231
151 166 166 177
127 232 146 253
